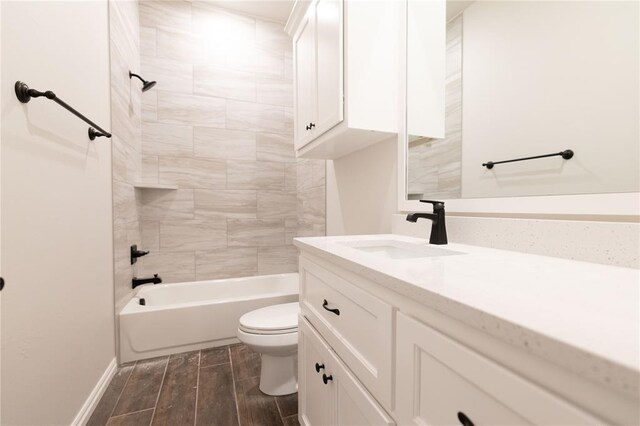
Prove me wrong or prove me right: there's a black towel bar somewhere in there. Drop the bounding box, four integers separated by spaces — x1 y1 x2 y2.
483 149 574 169
15 81 112 140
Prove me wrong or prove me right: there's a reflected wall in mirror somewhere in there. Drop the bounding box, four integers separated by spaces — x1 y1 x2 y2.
406 1 639 200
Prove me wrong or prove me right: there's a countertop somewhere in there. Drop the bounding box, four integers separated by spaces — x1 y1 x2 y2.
293 234 640 399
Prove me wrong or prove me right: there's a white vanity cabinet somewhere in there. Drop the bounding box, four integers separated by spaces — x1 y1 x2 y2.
287 0 398 159
295 238 637 426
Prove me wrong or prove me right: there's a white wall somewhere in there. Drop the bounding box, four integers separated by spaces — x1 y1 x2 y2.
327 137 397 235
461 1 639 198
0 1 115 424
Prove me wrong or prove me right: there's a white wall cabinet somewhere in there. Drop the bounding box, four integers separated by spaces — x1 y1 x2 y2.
287 0 398 159
299 317 395 426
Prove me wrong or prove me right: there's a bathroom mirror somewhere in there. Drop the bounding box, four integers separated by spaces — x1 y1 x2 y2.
404 0 639 202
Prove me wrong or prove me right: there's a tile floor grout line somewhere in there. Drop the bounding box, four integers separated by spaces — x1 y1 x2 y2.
193 350 201 426
228 346 243 426
107 360 137 419
108 407 155 420
198 361 231 370
274 395 285 425
148 356 170 426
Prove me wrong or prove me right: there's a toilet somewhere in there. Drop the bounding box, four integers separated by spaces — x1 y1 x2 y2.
237 302 300 396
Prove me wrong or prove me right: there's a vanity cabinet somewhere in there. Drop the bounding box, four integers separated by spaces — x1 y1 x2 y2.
299 316 395 426
295 245 630 425
287 0 398 159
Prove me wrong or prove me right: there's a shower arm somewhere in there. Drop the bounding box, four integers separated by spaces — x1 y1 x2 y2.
129 72 145 83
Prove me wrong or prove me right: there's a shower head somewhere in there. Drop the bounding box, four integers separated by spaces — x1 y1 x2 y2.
129 71 156 92
142 80 157 92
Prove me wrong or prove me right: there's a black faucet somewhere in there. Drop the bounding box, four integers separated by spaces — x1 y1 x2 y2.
132 274 162 289
406 200 448 245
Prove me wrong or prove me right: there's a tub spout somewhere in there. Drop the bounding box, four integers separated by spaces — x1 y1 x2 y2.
132 274 162 289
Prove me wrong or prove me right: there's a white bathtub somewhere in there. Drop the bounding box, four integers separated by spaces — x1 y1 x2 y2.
119 273 299 363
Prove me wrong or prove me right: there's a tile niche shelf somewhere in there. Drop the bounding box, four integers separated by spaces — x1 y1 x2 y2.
133 182 178 190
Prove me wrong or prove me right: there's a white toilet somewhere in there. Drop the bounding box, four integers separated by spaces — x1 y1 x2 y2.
237 302 300 396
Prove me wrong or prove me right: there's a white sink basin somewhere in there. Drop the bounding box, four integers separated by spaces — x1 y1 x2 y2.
340 239 463 259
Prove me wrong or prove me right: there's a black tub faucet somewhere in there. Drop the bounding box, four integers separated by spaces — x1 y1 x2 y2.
132 274 162 289
406 200 448 245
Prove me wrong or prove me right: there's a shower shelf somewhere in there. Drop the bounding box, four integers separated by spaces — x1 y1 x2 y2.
134 182 178 190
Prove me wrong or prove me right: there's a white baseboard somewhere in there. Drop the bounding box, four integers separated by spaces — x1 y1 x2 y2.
71 357 117 426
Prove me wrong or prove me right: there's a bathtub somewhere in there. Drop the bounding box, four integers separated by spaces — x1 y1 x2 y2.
119 273 299 363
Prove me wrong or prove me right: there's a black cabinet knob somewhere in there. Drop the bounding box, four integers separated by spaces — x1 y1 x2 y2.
0 277 4 291
310 122 315 128
457 412 474 426
322 373 333 384
315 363 325 373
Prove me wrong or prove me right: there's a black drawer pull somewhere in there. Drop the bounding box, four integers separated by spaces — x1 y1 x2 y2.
322 373 333 384
306 124 311 130
322 299 340 316
457 412 474 426
315 363 325 373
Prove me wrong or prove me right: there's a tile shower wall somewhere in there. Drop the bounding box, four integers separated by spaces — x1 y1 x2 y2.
110 0 143 314
137 1 325 283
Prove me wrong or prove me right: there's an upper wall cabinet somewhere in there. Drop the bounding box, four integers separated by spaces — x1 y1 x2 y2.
286 0 399 159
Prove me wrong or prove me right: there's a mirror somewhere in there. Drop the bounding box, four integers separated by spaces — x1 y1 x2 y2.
405 0 639 201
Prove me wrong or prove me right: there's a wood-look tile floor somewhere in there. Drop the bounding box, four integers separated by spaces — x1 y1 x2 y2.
88 344 299 426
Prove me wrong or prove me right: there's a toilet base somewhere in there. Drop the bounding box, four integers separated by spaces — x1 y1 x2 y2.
259 353 298 396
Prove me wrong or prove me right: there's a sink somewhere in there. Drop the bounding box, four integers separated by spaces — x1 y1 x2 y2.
340 239 463 259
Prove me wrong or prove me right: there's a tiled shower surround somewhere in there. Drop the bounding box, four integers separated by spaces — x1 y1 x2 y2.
110 0 144 315
135 1 326 283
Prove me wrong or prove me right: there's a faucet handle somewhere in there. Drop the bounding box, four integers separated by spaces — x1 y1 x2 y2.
419 200 445 209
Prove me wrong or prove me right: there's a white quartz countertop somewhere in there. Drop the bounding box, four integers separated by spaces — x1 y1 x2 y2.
293 234 640 398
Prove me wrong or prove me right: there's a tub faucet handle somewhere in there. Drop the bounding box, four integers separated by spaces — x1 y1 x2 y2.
131 244 150 264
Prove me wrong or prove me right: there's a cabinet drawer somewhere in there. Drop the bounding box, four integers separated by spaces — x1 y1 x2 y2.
395 313 603 425
299 316 394 426
299 257 393 408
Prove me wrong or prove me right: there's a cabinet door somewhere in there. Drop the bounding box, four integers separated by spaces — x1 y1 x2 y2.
395 313 602 426
334 352 395 426
299 315 335 426
313 0 343 136
294 13 317 150
300 317 395 426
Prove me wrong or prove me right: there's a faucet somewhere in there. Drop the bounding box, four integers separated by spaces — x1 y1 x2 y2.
406 200 448 245
132 274 162 289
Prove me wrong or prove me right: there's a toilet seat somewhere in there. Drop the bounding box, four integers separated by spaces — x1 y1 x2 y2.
239 302 299 335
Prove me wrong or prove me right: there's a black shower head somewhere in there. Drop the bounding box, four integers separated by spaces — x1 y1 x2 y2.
129 71 156 92
142 80 157 92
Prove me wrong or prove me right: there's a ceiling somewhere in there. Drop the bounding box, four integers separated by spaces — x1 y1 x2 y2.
447 0 475 21
203 0 295 23
204 0 474 26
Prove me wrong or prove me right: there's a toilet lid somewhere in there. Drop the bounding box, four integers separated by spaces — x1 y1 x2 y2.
239 302 299 334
